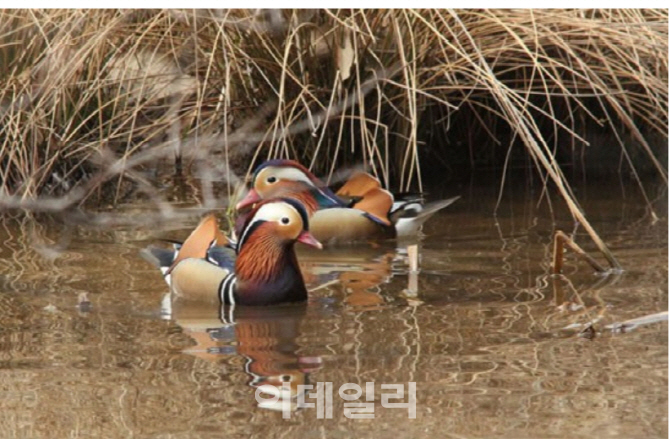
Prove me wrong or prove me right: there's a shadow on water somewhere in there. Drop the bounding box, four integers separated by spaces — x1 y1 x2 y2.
0 175 667 438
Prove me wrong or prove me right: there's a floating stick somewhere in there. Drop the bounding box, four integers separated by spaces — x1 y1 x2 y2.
552 230 607 274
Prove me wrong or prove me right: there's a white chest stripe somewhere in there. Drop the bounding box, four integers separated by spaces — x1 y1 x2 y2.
237 218 263 250
219 274 237 305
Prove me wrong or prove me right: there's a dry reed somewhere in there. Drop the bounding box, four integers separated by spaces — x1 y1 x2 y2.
0 9 667 262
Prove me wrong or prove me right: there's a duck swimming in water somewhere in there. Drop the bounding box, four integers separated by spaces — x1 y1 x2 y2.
236 159 459 244
142 198 322 306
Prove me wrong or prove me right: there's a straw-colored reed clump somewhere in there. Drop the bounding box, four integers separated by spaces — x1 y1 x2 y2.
0 9 667 211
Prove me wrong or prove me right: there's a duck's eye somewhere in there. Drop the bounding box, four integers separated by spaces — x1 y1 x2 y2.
280 217 290 225
267 176 277 184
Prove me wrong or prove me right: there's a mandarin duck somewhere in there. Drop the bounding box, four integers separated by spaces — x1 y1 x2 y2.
142 198 322 306
235 159 459 244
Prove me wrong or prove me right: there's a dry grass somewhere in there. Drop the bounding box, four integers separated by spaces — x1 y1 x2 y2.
0 9 667 261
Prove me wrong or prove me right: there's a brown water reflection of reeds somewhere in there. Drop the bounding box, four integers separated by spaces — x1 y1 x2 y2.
0 188 666 438
1 299 666 437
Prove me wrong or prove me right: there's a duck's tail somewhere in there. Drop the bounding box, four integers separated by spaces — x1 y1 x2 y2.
390 195 460 236
140 243 180 280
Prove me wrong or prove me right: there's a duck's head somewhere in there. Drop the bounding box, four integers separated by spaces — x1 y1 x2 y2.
237 197 322 254
234 198 322 305
236 160 339 213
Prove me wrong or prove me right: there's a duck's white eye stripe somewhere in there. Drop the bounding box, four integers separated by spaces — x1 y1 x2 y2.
254 202 300 223
238 202 300 248
273 167 315 186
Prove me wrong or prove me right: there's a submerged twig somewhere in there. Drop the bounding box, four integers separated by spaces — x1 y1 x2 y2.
405 244 419 297
552 230 609 274
605 311 669 333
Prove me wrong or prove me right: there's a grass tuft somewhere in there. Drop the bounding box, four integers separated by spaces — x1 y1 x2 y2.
0 9 666 256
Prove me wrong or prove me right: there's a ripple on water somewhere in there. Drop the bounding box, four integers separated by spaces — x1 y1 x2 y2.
0 180 667 438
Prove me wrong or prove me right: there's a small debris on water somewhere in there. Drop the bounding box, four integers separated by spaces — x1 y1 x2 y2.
77 292 92 312
578 324 597 340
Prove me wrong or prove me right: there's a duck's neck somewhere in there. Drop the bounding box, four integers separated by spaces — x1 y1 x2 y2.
233 237 307 306
278 182 343 214
310 186 344 209
287 189 320 215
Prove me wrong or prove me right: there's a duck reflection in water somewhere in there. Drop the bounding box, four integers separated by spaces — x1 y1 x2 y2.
144 207 399 412
299 245 395 308
160 242 397 413
167 299 322 413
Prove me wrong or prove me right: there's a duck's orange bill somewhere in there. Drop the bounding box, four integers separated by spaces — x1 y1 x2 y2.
235 188 261 210
297 231 323 249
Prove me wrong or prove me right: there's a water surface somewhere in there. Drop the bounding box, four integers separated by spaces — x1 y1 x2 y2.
0 178 666 438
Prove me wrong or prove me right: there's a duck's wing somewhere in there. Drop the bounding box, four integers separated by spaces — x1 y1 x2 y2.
336 172 382 200
353 187 393 226
206 245 237 271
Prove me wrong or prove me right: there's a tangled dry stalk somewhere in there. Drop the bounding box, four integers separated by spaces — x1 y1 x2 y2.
0 9 667 264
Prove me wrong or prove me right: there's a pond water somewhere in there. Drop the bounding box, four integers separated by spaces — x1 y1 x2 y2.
0 176 667 438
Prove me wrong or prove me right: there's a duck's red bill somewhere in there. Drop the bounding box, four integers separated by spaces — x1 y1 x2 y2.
297 231 322 249
235 188 261 210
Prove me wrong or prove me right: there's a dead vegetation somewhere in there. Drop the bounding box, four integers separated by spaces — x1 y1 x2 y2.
0 10 667 253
